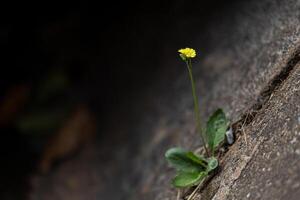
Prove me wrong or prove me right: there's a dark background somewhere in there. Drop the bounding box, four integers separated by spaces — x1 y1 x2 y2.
0 1 237 199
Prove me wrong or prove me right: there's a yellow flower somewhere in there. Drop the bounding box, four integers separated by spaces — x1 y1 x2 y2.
178 48 196 59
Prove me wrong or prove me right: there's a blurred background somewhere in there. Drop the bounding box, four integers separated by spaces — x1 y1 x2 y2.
0 1 238 199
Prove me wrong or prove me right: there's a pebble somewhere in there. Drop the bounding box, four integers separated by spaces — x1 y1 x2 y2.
246 193 251 198
226 126 234 145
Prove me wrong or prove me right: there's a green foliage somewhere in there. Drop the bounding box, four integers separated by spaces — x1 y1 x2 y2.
166 148 221 188
172 171 207 188
206 157 218 172
205 109 229 154
186 151 207 167
165 109 229 188
165 148 206 173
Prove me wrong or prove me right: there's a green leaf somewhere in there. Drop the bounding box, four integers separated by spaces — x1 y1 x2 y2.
186 151 208 167
165 148 204 172
206 157 218 173
172 171 207 188
205 109 229 153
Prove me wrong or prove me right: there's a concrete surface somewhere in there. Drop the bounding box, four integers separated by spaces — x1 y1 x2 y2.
30 0 300 199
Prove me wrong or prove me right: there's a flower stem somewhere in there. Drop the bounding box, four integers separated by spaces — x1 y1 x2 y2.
186 59 209 156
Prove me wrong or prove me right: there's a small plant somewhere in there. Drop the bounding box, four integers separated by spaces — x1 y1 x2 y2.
165 48 229 189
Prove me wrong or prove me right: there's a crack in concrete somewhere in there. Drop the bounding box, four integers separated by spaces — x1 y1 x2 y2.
232 47 300 144
211 129 266 200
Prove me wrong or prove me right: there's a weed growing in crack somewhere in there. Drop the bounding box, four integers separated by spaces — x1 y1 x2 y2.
165 48 230 191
